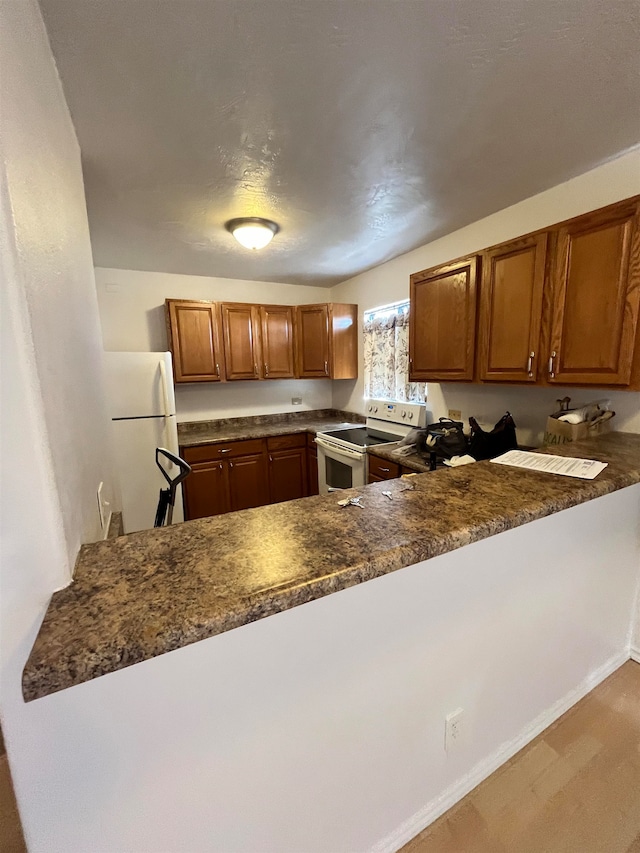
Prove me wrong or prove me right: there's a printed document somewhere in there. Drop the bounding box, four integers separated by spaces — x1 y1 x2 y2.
491 450 608 480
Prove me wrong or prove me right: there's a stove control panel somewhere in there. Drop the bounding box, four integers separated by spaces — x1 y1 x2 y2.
365 399 427 428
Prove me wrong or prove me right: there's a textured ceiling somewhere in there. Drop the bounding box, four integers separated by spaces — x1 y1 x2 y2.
40 0 640 286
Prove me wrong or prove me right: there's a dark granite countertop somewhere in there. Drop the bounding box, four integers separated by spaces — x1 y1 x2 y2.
178 409 365 447
23 433 640 702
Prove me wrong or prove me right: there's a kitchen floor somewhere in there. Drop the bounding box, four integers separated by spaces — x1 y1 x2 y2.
0 747 26 853
402 660 640 853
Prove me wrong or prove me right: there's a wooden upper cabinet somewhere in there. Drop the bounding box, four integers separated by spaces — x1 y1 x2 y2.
477 234 547 383
260 305 295 379
295 303 358 379
330 303 358 379
296 304 331 377
221 303 262 380
165 300 224 383
409 255 480 382
548 199 640 386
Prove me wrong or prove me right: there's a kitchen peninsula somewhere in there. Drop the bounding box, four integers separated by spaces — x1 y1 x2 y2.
24 432 640 700
18 432 640 852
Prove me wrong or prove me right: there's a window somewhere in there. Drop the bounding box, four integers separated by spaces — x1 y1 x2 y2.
363 301 426 402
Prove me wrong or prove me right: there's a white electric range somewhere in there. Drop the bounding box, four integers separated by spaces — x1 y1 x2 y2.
315 399 428 494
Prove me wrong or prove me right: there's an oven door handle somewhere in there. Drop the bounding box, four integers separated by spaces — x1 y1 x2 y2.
315 436 364 461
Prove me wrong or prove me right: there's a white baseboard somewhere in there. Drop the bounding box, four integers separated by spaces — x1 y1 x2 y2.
370 651 628 853
631 645 640 664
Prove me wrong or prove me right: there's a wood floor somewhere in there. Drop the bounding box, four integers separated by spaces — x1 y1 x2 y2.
1 662 638 853
402 660 640 853
0 753 26 853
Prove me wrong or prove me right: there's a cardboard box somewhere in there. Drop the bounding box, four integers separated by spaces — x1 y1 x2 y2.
543 416 612 447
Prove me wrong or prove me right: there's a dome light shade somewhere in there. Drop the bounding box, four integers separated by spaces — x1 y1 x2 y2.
225 217 279 250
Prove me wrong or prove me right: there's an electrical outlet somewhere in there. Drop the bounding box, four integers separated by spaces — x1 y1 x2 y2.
445 708 465 752
291 396 303 405
448 408 462 422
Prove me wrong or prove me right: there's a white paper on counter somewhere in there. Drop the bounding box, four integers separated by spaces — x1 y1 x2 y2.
490 450 608 480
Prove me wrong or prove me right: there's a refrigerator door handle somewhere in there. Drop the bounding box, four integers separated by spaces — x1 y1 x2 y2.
159 359 171 420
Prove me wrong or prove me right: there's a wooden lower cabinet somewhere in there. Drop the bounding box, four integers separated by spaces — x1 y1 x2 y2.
368 455 400 483
228 453 270 512
182 433 322 519
368 455 420 483
267 434 307 504
182 439 269 519
182 460 229 519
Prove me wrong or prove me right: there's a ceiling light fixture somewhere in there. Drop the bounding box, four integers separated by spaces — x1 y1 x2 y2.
225 217 279 250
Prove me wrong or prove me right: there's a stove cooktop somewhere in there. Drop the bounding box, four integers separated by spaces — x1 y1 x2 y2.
320 427 399 448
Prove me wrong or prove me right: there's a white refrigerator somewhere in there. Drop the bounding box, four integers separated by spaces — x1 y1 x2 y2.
104 352 184 533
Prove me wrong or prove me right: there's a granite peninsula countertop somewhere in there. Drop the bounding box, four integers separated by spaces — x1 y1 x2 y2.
177 409 365 447
23 433 640 702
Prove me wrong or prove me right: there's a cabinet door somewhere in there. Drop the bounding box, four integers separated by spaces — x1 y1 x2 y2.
330 304 358 379
221 303 262 380
166 300 224 383
296 305 330 377
269 448 308 504
548 201 640 385
409 256 479 381
260 305 295 379
182 461 229 520
227 453 269 511
477 234 547 382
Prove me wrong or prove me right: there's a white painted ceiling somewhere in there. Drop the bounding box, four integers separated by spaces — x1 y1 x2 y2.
40 0 640 286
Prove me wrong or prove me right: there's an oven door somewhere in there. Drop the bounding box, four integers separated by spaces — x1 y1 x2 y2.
315 436 366 495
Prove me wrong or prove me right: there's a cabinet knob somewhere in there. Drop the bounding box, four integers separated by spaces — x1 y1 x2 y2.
380 467 390 472
324 360 328 375
215 363 220 376
219 448 231 453
527 351 535 376
548 351 557 378
264 362 269 377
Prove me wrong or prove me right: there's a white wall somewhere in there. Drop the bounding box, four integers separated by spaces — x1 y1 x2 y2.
331 148 640 446
95 267 335 420
2 1 116 556
0 0 117 845
14 486 640 853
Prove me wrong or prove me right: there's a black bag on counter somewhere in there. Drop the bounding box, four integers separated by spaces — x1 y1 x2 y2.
468 412 518 460
417 418 468 460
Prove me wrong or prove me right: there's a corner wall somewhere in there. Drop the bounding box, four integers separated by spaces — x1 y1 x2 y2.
94 267 334 420
0 1 117 845
330 148 640 447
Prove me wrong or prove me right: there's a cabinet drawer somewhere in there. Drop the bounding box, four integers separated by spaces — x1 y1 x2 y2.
267 433 306 451
368 455 400 480
182 438 266 463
